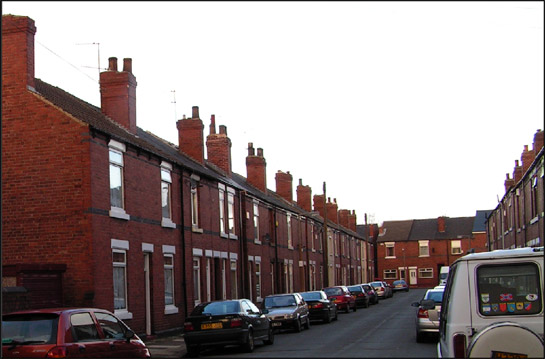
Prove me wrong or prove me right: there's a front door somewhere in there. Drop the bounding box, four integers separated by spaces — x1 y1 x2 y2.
409 267 417 285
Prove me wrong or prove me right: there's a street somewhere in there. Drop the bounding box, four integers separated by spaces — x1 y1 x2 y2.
190 288 437 358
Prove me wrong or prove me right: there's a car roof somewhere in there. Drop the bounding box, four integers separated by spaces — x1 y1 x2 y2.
3 307 112 316
455 246 543 263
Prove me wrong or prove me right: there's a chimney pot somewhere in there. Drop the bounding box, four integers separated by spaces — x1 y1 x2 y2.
257 148 263 157
108 57 118 71
192 106 200 119
219 125 227 135
123 58 132 73
248 143 255 156
210 115 216 134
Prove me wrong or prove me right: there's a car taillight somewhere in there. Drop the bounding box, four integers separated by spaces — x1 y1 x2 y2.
230 318 242 328
47 346 67 358
357 293 364 297
453 333 466 358
184 322 194 331
314 303 323 309
417 308 429 318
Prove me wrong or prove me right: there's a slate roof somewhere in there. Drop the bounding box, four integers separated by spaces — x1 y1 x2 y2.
33 78 359 237
377 220 413 242
473 210 493 232
378 216 476 242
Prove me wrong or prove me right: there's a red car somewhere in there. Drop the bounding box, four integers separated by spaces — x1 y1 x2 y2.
2 308 150 358
323 286 357 313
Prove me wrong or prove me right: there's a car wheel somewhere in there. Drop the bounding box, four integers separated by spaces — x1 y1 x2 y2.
344 304 350 313
416 330 424 343
324 310 332 323
334 308 338 321
243 329 255 352
264 327 274 345
186 345 200 358
305 316 310 329
353 303 357 312
364 300 369 308
295 317 302 332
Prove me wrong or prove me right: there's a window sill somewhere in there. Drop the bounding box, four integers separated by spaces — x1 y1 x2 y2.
385 256 396 259
530 216 539 225
254 240 261 245
228 234 238 240
192 226 203 233
418 255 430 258
161 218 176 229
288 245 294 250
164 305 179 315
114 309 133 320
110 207 130 221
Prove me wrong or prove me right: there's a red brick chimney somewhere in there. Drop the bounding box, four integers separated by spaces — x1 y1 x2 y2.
504 173 515 192
177 106 204 164
206 115 232 175
275 171 293 203
100 57 137 134
521 145 536 174
246 143 267 192
326 198 339 224
339 209 350 228
313 194 325 218
513 160 523 183
2 15 37 90
296 179 312 212
348 210 357 232
437 216 446 233
533 130 544 152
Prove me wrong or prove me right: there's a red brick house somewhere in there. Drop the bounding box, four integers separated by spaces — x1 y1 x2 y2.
487 130 544 250
376 214 489 288
2 14 369 336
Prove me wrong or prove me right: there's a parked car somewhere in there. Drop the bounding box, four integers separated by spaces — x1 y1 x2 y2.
439 266 450 286
411 287 444 342
437 247 544 359
183 299 273 357
323 286 357 313
392 279 409 292
362 283 379 305
299 290 338 323
371 281 392 299
262 293 310 332
1 307 150 358
347 285 370 308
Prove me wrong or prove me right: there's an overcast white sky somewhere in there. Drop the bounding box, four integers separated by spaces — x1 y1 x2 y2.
3 1 543 225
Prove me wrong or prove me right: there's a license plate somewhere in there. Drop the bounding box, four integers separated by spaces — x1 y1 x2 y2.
272 322 281 327
491 351 528 358
201 322 222 330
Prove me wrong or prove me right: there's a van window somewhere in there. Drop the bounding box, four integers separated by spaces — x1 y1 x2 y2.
477 263 542 316
439 263 458 340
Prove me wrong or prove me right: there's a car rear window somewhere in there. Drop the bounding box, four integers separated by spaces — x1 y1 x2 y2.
264 295 296 308
191 301 241 316
347 286 362 292
324 288 342 296
301 292 322 301
477 262 542 316
2 313 59 345
424 290 444 303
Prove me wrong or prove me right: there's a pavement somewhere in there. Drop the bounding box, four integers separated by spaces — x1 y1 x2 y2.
144 332 187 359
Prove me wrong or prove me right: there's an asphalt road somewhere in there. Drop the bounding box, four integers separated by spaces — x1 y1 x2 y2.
194 288 438 358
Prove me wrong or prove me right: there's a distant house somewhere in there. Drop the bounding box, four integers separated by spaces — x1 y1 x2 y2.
376 214 490 288
486 130 544 250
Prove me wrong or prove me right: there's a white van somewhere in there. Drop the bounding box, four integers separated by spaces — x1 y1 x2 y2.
439 266 449 286
437 247 544 358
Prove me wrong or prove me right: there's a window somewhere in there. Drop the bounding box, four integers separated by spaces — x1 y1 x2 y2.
113 250 127 311
219 186 226 235
530 176 538 219
95 312 125 340
451 240 462 255
164 255 174 306
109 140 129 220
191 182 199 229
70 313 99 342
193 257 201 305
288 261 294 293
310 225 315 251
227 191 235 235
230 260 237 299
255 261 261 300
384 269 397 279
253 202 260 243
219 184 236 238
418 268 433 278
419 241 429 257
477 263 541 316
161 167 172 220
287 214 293 249
385 242 395 258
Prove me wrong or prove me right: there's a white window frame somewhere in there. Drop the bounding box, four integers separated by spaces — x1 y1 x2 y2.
253 201 260 244
451 240 462 255
227 189 236 238
190 174 201 232
218 184 227 236
255 258 262 301
111 239 132 320
109 140 129 220
230 258 238 299
193 256 201 305
311 224 315 252
161 162 176 228
418 267 434 278
419 240 430 257
385 242 395 259
163 245 178 314
287 213 293 249
384 269 397 279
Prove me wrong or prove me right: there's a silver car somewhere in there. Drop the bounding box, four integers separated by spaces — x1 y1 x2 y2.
411 288 444 342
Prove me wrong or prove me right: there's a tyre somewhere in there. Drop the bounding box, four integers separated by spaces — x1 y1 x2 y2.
353 303 357 312
416 330 424 343
294 317 302 332
243 329 255 353
305 316 310 329
333 308 338 321
264 327 274 345
186 345 200 358
344 304 350 313
324 310 332 323
364 299 369 308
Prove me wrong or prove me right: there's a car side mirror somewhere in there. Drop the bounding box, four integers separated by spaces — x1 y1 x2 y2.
421 299 436 310
124 329 135 343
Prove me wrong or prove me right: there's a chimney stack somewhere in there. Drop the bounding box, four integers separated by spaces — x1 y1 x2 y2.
533 129 544 152
521 144 536 174
2 15 37 90
246 143 267 192
438 216 446 233
296 179 312 212
206 115 232 175
313 194 325 219
326 197 339 224
100 57 137 134
513 160 523 183
275 170 293 203
339 209 350 228
504 173 515 193
348 210 357 232
177 106 205 164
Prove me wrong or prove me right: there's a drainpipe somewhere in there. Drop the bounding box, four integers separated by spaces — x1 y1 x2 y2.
180 173 188 318
239 191 247 299
274 208 280 293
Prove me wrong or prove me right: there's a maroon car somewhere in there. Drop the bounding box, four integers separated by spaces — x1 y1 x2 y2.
323 286 357 313
2 308 150 358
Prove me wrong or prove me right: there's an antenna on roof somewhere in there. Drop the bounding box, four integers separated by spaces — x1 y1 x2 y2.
76 42 102 81
171 90 177 120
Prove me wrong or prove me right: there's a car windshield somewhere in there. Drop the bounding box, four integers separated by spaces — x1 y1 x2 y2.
324 288 343 296
264 295 296 308
2 313 59 345
347 286 362 293
393 281 405 285
371 282 383 288
424 290 444 303
191 301 240 316
301 292 322 301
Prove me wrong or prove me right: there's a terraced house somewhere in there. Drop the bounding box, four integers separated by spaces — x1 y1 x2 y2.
2 15 370 336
